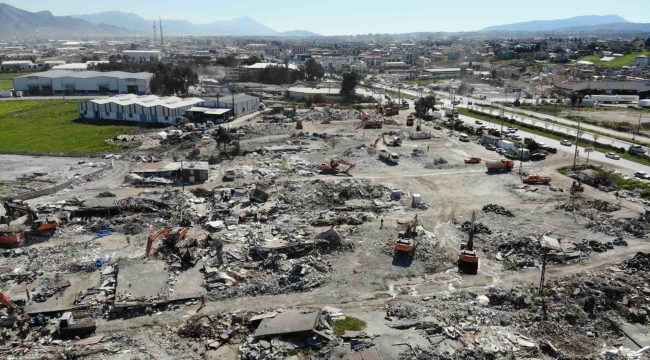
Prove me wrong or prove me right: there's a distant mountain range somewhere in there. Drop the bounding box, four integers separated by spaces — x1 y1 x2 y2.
481 15 650 33
72 11 321 37
0 3 130 37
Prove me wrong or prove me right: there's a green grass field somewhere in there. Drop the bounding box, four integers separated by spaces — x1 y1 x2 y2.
0 100 134 154
0 71 38 91
578 51 650 68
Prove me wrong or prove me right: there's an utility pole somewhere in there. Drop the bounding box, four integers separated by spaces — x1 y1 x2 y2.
159 17 164 53
500 88 507 139
637 112 643 138
573 121 581 170
153 21 157 49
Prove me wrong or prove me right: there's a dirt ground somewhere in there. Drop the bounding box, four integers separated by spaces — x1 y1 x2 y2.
2 108 650 359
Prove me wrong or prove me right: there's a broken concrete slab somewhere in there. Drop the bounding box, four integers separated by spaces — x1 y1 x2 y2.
253 309 321 338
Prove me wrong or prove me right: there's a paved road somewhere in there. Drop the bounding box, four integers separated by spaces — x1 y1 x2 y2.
454 112 650 174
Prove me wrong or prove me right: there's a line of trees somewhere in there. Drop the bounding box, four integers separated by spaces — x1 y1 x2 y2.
89 58 198 96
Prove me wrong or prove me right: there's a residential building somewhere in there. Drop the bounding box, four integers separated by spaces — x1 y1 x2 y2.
122 50 161 61
14 70 153 96
201 94 260 117
239 63 300 82
635 55 649 67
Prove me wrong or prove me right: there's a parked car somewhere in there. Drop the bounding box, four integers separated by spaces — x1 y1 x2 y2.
496 148 504 154
485 144 496 151
507 126 517 132
503 133 513 138
531 153 547 161
475 120 483 125
560 139 572 146
606 152 620 160
545 147 557 154
635 171 650 179
510 134 522 141
434 124 442 130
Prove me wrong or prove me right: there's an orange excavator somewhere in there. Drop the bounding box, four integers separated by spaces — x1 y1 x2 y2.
523 174 551 184
465 157 482 164
458 211 479 274
2 202 60 233
318 159 357 175
145 227 188 257
0 291 18 310
359 109 368 121
394 216 419 260
367 135 383 154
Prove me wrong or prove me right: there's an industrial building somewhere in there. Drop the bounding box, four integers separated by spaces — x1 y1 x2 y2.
78 94 206 124
288 85 344 102
78 93 259 124
14 70 153 96
239 63 300 82
423 68 461 79
554 79 650 94
122 50 161 61
1 60 37 71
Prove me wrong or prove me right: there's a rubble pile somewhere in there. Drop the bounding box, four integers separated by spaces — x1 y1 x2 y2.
490 235 588 269
239 123 294 139
386 303 418 319
482 204 515 217
295 107 360 123
460 221 492 234
620 252 650 271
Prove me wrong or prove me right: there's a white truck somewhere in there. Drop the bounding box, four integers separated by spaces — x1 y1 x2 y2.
378 149 400 164
584 95 639 104
444 108 458 118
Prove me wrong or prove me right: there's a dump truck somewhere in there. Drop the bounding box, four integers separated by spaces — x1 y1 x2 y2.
406 115 415 126
57 312 97 339
383 134 402 147
486 159 514 172
363 120 383 129
458 211 479 274
378 149 399 164
523 174 551 184
465 157 482 164
394 216 418 260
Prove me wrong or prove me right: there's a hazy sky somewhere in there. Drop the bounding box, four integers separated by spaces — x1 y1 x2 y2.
6 0 649 35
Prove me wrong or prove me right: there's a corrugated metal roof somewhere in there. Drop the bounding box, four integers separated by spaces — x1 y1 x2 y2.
342 347 383 360
15 70 153 80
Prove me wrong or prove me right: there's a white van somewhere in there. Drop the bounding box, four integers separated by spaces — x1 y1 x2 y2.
459 134 470 142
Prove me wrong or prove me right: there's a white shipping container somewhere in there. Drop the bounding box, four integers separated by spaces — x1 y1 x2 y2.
498 140 515 150
639 99 650 108
0 91 12 98
585 95 617 103
617 95 639 103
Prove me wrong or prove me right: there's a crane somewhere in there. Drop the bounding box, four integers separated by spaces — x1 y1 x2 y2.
394 216 419 260
318 160 357 175
145 227 188 257
458 211 479 274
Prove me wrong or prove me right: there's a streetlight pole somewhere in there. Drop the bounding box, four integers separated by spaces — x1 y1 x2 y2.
573 121 581 170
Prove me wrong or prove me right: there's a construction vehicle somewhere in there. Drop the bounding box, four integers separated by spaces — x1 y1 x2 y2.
295 121 303 130
188 146 201 159
363 119 383 129
318 159 357 175
0 291 18 311
378 149 400 164
465 157 482 164
367 135 383 154
524 137 535 145
359 109 368 121
2 202 60 232
394 216 419 260
57 312 96 339
383 133 402 147
458 211 479 274
571 181 585 193
406 115 415 126
523 174 551 184
146 227 188 257
385 108 400 116
485 159 514 172
0 229 25 248
376 104 384 114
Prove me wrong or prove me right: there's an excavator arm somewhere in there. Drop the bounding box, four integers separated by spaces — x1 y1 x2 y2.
359 109 368 121
0 291 18 310
331 160 356 173
146 228 170 257
3 202 38 220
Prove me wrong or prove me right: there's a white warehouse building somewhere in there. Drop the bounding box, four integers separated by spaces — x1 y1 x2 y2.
78 93 259 124
79 94 206 124
13 70 153 96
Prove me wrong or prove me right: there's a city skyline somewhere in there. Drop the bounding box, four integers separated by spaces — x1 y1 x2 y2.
5 0 649 36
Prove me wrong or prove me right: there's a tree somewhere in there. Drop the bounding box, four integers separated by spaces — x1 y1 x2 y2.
415 94 437 117
304 58 325 81
570 93 578 107
241 55 261 66
340 72 359 102
81 56 89 63
646 37 650 49
312 93 328 104
459 66 467 79
490 69 498 79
